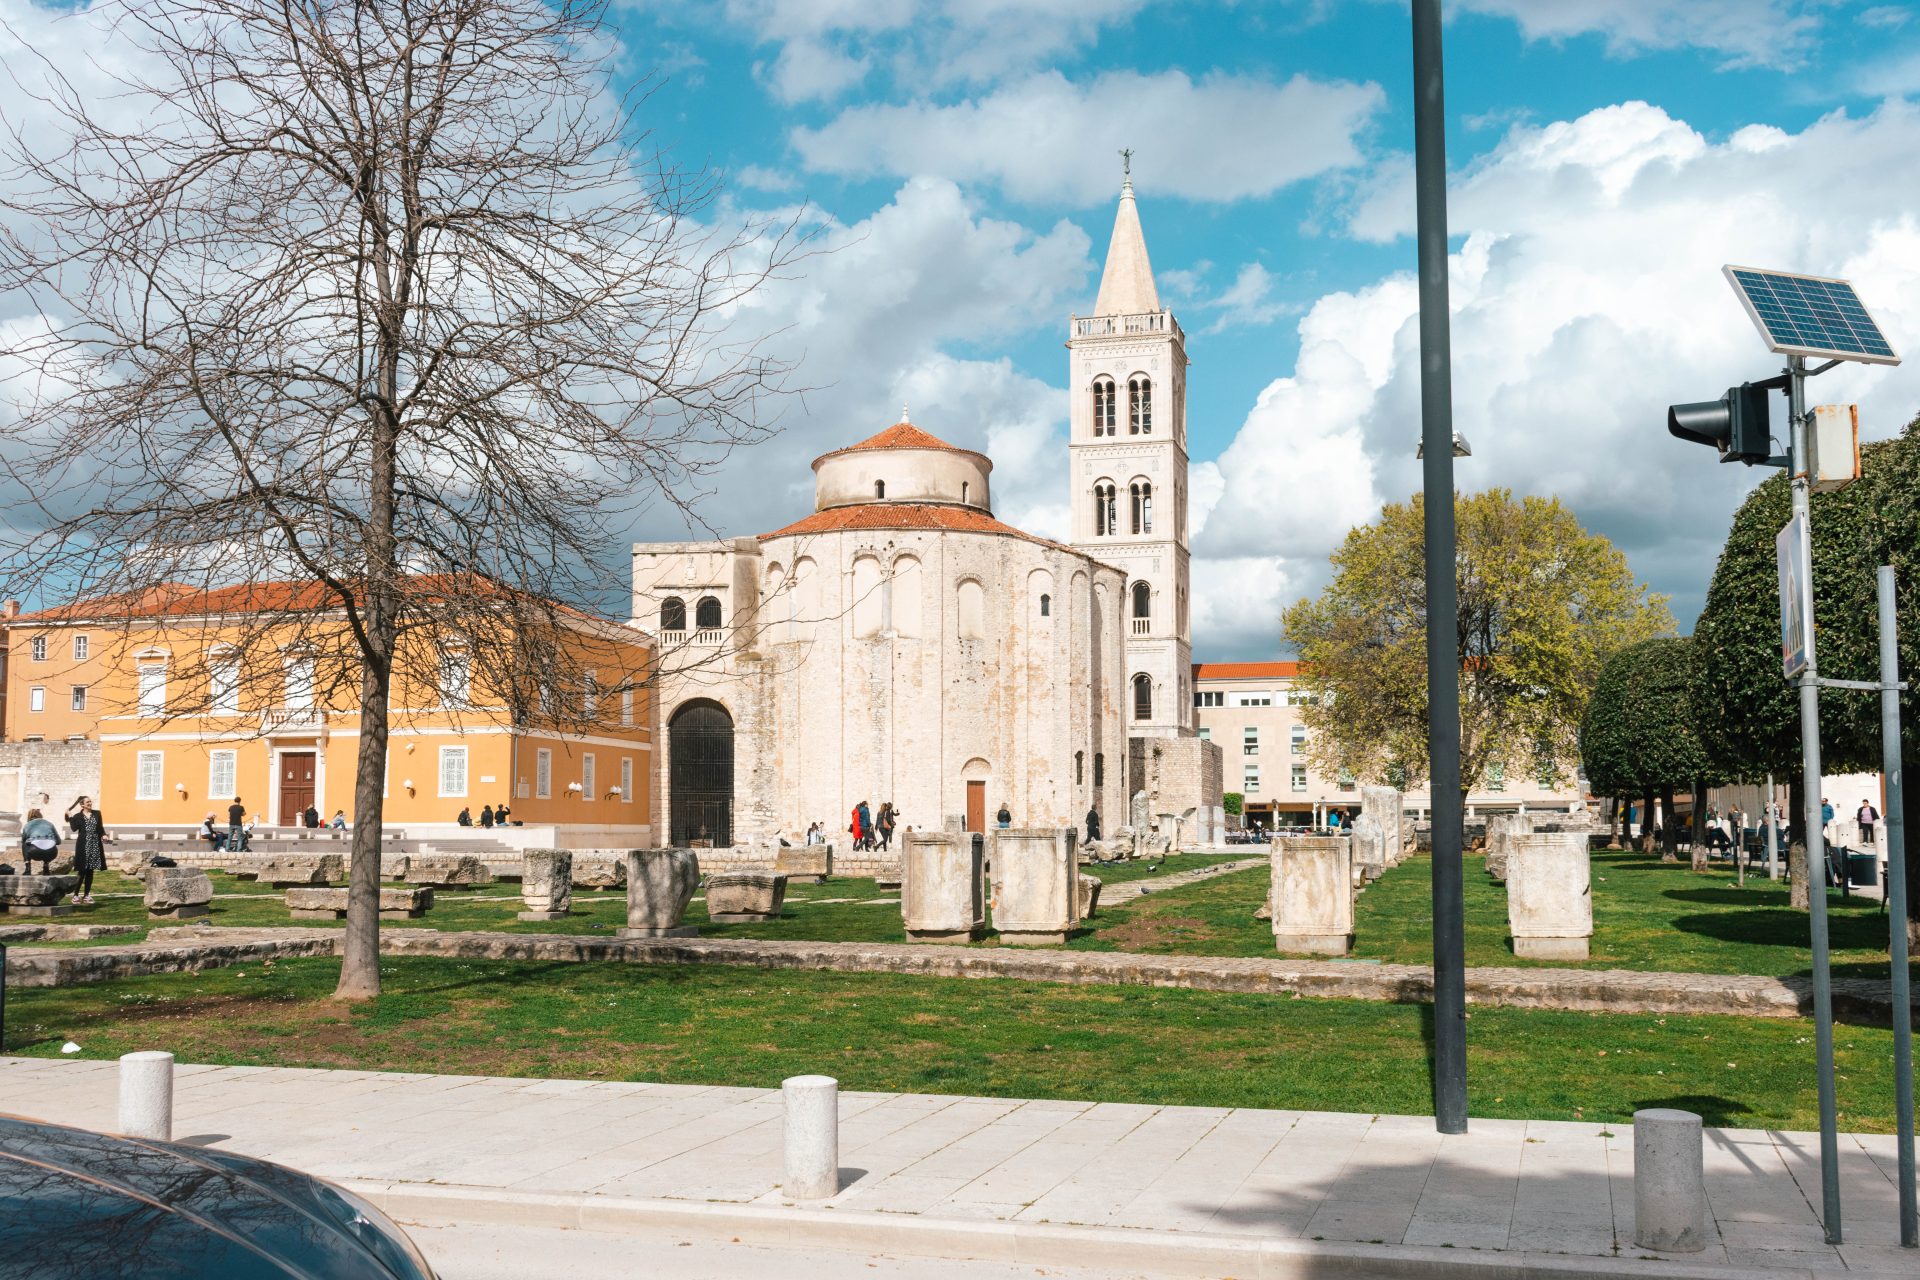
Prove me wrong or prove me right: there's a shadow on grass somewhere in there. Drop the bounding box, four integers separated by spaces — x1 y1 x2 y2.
1668 910 1892 954
1630 1095 1755 1127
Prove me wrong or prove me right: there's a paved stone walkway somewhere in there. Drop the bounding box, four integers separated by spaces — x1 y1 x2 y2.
2 1056 1912 1275
7 923 1916 1022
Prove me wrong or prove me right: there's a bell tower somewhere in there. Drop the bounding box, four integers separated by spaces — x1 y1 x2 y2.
1067 162 1193 739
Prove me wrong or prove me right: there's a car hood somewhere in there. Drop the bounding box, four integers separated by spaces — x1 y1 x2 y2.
0 1113 405 1280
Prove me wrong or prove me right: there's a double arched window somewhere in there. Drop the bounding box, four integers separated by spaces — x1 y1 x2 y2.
1094 481 1117 536
1129 374 1152 434
695 596 723 629
1092 376 1116 437
1131 581 1151 620
1129 481 1152 534
660 597 687 632
1132 673 1153 722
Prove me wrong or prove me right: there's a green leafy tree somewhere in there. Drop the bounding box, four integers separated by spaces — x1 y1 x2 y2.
1692 423 1920 935
1580 638 1718 860
1284 488 1672 792
1222 792 1244 817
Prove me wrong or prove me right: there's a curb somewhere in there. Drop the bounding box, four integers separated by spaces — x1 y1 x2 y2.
342 1178 1798 1280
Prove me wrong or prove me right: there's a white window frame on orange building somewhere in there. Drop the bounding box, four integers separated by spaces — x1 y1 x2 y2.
135 751 164 801
438 745 469 798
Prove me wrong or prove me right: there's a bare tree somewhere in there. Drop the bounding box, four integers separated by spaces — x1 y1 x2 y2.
0 0 802 998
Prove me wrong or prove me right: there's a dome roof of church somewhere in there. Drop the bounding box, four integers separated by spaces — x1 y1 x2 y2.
763 502 1069 552
840 421 972 454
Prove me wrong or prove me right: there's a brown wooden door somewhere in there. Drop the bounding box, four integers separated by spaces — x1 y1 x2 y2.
279 752 316 825
965 781 985 833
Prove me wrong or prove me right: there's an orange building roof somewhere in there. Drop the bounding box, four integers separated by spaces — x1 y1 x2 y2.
838 421 974 454
9 573 624 631
765 502 1071 553
1192 660 1300 681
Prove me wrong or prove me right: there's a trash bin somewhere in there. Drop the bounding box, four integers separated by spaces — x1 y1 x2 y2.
1846 851 1879 889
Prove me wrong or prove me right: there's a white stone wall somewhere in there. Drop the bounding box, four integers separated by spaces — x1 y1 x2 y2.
635 526 1128 850
815 446 991 512
0 739 102 820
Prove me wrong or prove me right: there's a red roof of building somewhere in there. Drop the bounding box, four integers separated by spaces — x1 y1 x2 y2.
765 502 1070 553
1192 660 1300 681
9 574 621 630
835 421 979 456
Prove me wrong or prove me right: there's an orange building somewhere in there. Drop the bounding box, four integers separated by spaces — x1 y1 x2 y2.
2 579 654 840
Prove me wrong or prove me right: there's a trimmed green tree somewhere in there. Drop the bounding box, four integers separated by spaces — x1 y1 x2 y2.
1580 638 1718 863
1692 424 1920 936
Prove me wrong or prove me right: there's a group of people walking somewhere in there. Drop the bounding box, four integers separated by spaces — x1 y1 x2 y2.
847 799 897 851
17 796 108 906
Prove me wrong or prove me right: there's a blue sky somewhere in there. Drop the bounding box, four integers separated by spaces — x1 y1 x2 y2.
9 1 1920 657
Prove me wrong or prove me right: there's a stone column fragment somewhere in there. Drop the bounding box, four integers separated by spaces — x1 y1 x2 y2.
903 831 984 943
988 828 1078 946
519 850 574 922
1269 834 1353 956
622 849 700 937
1506 831 1592 959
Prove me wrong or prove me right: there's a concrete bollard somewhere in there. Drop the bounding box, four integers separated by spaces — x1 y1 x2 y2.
118 1050 175 1142
1633 1108 1706 1251
782 1074 839 1200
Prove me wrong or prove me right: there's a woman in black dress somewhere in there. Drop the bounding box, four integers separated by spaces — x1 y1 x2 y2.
64 795 107 906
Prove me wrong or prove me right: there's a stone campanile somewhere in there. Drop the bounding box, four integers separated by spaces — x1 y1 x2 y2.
1067 169 1193 739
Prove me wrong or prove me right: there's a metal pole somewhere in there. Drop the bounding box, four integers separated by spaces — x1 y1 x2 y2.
1876 564 1916 1247
1411 0 1468 1135
1767 772 1780 879
0 941 7 1054
1788 355 1842 1243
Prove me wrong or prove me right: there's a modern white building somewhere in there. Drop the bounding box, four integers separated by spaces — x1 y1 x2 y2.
1193 661 1587 829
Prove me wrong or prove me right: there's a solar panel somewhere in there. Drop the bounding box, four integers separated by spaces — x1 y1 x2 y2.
1723 266 1900 366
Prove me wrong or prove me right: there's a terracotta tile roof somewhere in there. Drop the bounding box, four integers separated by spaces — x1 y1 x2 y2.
765 502 1072 553
1192 660 1300 681
839 422 975 454
9 574 622 630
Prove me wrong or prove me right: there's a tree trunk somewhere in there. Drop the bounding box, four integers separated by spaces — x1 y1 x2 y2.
1639 786 1657 854
1659 784 1678 862
1689 775 1709 872
1609 797 1622 849
1789 840 1810 909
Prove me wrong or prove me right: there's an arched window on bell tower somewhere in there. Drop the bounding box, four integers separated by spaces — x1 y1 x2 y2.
1129 481 1152 534
1094 481 1117 536
1132 673 1153 721
1129 374 1152 435
1092 376 1116 437
1131 581 1151 625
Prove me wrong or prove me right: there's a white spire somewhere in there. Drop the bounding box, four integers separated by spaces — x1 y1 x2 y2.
1092 163 1161 317
899 403 911 424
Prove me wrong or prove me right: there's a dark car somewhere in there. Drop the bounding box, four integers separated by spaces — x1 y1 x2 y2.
0 1113 436 1279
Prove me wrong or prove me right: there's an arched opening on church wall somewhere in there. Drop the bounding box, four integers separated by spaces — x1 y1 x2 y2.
956 578 985 639
695 596 722 629
1129 481 1152 534
1093 481 1116 537
1131 581 1150 624
668 699 733 847
874 480 885 499
851 556 883 638
659 596 686 633
961 756 991 832
1132 673 1153 722
892 555 923 636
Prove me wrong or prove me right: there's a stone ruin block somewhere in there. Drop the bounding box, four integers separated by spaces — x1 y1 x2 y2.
902 831 984 944
519 851 573 921
706 871 788 922
1484 813 1535 882
145 868 214 920
1361 786 1407 865
622 849 700 937
572 856 627 890
1268 835 1353 957
400 854 493 888
988 829 1078 946
1350 814 1387 884
1077 873 1102 920
1506 831 1592 960
287 886 434 920
774 844 832 882
0 874 79 917
260 854 345 888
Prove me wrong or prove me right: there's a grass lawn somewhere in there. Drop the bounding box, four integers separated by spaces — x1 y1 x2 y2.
1078 852 1252 885
1066 851 1917 982
3 955 1906 1132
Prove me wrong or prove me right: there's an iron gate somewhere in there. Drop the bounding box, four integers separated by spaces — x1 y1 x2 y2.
669 701 733 847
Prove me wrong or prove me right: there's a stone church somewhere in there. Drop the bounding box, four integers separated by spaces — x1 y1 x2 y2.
631 175 1222 850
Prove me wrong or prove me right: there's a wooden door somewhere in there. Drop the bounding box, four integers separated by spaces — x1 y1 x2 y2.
965 781 985 833
279 752 316 825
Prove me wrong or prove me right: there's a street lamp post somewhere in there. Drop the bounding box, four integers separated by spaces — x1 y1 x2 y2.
1411 0 1469 1134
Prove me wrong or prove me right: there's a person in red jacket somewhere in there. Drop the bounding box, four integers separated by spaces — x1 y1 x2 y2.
849 802 865 850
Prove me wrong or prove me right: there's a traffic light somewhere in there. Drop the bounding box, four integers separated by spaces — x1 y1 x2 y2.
1667 377 1783 465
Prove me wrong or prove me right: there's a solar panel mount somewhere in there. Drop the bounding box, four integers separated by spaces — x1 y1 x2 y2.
1723 265 1900 366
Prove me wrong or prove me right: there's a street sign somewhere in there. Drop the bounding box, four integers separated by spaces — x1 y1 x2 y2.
1777 514 1814 679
